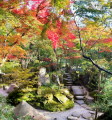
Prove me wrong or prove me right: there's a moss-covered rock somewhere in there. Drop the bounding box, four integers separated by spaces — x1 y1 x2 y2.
7 84 74 112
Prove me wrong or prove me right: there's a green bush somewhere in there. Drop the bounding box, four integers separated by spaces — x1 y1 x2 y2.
1 61 20 73
2 67 38 86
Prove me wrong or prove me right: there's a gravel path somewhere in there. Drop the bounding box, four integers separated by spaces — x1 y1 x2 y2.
36 103 95 120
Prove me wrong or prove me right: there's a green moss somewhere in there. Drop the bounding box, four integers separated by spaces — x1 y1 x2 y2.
7 84 74 112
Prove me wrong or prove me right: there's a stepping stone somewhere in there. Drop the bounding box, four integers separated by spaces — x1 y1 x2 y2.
81 104 92 110
72 112 81 117
82 112 91 119
75 96 84 100
72 86 84 96
67 116 78 120
64 78 72 81
78 117 87 120
76 100 85 105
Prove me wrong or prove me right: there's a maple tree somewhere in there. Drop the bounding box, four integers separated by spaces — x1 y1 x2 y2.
0 0 111 74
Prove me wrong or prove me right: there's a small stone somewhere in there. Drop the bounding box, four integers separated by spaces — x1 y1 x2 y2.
76 100 85 105
82 112 91 119
67 116 78 120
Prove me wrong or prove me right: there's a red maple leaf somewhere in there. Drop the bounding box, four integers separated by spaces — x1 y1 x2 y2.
47 30 59 49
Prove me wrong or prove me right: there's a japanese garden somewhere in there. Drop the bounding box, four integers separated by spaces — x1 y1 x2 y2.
0 0 112 120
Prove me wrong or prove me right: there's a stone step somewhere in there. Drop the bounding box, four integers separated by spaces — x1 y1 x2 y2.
63 78 72 81
66 77 72 79
64 74 71 76
75 100 85 105
65 83 73 85
64 81 73 83
75 96 85 100
65 80 73 83
65 83 73 84
64 80 73 82
72 86 85 96
64 73 70 74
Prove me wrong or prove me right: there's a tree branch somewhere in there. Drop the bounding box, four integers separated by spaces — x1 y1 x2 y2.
74 17 112 75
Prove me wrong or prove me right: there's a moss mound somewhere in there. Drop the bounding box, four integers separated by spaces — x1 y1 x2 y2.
7 84 74 112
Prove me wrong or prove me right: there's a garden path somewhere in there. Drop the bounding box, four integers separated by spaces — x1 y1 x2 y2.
0 87 103 120
36 101 102 120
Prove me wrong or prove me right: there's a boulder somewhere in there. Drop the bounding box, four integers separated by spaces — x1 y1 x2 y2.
14 101 48 120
